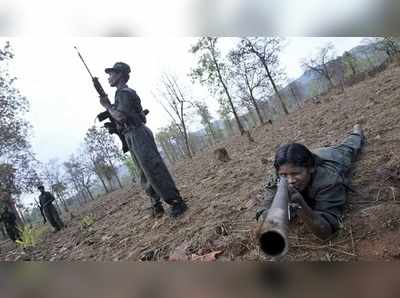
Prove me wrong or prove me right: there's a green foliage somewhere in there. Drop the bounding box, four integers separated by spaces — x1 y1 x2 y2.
16 225 47 248
80 213 96 230
190 37 225 94
0 41 39 193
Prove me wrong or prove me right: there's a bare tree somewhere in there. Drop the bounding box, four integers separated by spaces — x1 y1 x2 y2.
157 73 193 158
236 37 289 115
287 78 303 108
64 153 95 202
302 42 336 89
228 48 271 124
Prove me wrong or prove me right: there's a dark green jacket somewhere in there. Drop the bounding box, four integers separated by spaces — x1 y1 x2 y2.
264 147 351 231
39 191 55 209
0 209 17 226
113 85 146 127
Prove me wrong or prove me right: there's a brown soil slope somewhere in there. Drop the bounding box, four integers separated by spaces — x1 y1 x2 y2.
2 63 400 261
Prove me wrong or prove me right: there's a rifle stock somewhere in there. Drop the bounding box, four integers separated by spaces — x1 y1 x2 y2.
258 177 289 258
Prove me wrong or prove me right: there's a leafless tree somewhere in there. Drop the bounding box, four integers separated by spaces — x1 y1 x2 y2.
228 48 272 124
63 153 95 202
157 73 193 158
236 37 289 115
302 42 337 89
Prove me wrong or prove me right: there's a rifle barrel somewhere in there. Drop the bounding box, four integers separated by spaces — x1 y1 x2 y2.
74 46 95 79
258 177 289 258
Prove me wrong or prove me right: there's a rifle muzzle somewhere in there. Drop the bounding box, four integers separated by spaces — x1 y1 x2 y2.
258 177 289 258
258 211 289 258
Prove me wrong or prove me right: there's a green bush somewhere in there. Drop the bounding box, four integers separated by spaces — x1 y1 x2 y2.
80 214 96 230
16 225 47 248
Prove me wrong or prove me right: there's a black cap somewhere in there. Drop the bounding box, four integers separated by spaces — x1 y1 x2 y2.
37 185 44 190
105 62 131 74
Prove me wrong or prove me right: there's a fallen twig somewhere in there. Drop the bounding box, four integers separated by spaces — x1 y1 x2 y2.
348 218 356 256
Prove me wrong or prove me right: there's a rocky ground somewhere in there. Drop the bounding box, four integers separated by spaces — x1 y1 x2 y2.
2 61 400 261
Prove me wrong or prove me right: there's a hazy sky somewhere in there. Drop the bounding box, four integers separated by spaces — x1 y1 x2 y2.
2 37 364 167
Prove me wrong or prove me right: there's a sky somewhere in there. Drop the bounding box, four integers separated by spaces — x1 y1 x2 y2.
2 37 365 167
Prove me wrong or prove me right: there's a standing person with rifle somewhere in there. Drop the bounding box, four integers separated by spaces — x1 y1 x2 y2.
38 185 64 232
74 48 188 219
0 205 21 242
101 62 188 218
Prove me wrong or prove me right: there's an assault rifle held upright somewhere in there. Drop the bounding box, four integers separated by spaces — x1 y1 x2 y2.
74 46 129 153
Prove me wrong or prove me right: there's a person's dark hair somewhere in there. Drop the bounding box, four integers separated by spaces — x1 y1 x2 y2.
274 143 315 171
37 185 44 190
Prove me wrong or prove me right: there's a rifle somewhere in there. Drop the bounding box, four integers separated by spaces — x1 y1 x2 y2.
35 198 47 224
256 176 289 259
74 46 130 153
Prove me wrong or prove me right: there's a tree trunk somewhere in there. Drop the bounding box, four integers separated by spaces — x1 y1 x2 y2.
114 172 123 189
85 187 95 200
180 104 193 159
58 195 70 213
248 89 265 124
210 46 246 135
98 174 109 193
322 63 334 88
16 206 26 224
289 85 302 109
260 59 289 115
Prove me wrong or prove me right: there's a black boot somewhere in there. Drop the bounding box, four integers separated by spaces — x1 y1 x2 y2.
169 200 188 218
152 203 165 219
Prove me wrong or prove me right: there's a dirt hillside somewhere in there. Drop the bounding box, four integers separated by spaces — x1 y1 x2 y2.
2 62 400 261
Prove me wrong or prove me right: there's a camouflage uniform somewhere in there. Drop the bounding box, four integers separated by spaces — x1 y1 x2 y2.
0 208 21 242
39 191 64 231
261 132 364 233
111 84 186 214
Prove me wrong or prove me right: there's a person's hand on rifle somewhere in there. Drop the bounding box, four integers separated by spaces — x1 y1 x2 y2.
99 94 112 109
255 207 267 221
287 185 306 207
